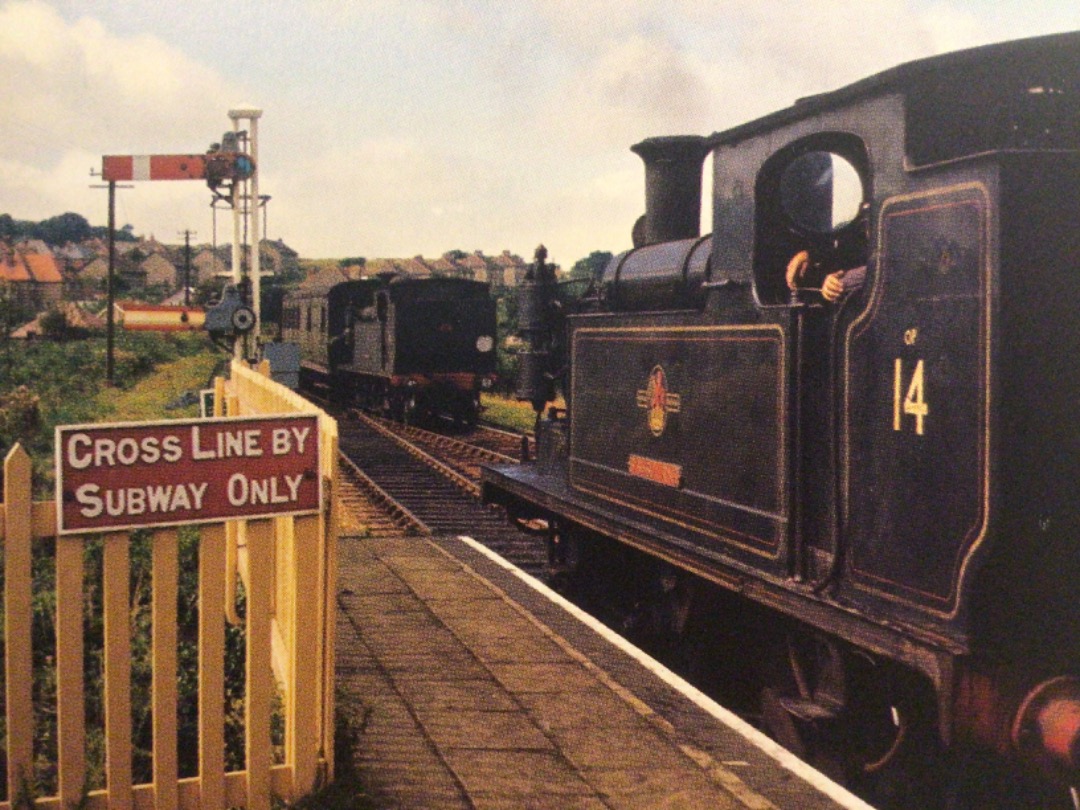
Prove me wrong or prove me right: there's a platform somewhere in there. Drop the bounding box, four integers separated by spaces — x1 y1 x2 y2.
335 533 873 809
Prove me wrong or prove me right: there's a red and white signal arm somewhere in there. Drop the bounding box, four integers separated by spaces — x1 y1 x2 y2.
102 153 256 183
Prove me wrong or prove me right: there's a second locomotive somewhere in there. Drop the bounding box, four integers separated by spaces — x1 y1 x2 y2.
282 274 498 424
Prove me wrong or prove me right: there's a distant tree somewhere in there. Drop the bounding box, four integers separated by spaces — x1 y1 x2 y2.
569 250 613 282
338 256 366 269
0 214 35 240
39 306 70 340
0 213 16 240
89 223 137 242
444 249 468 261
35 212 92 246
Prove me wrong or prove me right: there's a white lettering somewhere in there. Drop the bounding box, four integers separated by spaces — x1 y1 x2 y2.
272 428 290 455
227 473 248 506
147 484 173 512
292 426 311 455
270 477 289 504
75 483 102 517
169 485 191 511
285 474 302 501
95 439 117 467
244 429 263 457
140 436 161 464
225 474 304 507
68 433 188 469
127 487 146 515
162 435 182 462
224 431 244 457
67 434 93 470
70 480 209 525
191 426 215 460
251 477 270 505
105 489 125 517
116 438 139 466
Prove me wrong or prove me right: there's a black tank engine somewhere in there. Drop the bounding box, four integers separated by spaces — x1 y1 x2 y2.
483 32 1080 806
283 275 497 424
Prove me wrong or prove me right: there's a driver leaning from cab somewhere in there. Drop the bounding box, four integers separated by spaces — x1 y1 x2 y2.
785 249 867 302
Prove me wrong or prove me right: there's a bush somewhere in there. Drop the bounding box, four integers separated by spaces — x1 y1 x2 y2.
0 385 41 448
0 331 217 491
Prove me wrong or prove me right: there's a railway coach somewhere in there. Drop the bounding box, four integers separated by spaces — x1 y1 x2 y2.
482 31 1080 808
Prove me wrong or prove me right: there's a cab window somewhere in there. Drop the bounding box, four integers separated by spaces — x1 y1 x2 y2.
753 134 869 305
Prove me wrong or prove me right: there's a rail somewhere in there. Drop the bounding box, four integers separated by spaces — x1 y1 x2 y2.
0 358 337 809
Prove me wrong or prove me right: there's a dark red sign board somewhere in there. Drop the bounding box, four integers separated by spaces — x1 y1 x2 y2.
56 415 321 534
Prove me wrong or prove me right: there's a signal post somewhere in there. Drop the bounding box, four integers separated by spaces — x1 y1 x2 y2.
101 106 263 362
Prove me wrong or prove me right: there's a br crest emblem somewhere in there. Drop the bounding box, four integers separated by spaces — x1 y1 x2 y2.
636 365 681 437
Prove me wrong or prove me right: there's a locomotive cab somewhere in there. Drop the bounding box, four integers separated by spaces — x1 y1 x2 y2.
483 31 1080 803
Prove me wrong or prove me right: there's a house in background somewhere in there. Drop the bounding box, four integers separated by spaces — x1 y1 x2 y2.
0 245 64 311
11 302 105 339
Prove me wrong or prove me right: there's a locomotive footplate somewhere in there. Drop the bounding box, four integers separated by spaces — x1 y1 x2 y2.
481 461 964 730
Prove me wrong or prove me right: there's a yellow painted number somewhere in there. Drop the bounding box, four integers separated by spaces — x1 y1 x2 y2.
893 358 928 435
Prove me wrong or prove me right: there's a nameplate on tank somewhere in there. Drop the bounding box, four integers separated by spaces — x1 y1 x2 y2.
628 454 682 488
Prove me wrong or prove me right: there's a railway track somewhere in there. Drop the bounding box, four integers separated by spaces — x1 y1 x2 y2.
333 409 550 578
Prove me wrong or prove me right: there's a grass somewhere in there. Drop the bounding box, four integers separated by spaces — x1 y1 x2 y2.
95 351 224 422
480 393 539 433
480 393 569 435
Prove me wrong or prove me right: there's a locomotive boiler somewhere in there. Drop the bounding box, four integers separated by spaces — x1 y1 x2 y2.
482 32 1080 807
282 275 497 424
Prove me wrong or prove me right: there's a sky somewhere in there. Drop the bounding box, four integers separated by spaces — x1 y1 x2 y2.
1 1 1078 266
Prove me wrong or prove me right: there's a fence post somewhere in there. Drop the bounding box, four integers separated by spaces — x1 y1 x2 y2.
4 445 33 803
152 528 179 807
56 531 86 805
246 519 275 810
199 523 227 810
103 531 134 809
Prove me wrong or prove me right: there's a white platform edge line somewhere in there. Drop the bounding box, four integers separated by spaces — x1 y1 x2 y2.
456 534 877 810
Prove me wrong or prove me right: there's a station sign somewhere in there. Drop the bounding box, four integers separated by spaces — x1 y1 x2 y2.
56 415 320 534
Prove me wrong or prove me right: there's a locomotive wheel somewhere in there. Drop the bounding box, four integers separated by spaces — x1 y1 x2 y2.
757 636 919 791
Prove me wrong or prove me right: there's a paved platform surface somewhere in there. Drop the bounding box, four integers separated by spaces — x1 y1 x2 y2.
335 534 868 810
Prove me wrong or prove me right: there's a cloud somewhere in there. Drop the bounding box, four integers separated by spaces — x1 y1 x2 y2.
550 35 713 148
0 0 250 247
0 1 241 204
0 0 1069 267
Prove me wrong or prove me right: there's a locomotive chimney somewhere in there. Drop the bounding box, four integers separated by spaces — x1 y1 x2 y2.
631 135 709 247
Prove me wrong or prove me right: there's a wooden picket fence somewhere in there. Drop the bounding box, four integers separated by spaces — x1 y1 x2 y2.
0 359 337 809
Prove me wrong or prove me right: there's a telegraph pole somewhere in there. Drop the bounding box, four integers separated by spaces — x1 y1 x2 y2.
179 229 196 305
106 180 116 385
91 175 131 386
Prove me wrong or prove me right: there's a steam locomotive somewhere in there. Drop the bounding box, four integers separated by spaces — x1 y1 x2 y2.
282 275 497 424
482 32 1080 807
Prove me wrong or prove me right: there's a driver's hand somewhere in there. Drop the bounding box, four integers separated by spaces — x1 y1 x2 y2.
786 250 810 290
822 271 846 302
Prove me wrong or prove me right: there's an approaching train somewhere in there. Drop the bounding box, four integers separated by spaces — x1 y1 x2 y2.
482 32 1080 807
282 275 497 424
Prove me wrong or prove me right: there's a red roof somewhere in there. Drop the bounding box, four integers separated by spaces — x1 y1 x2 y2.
0 252 64 284
0 257 31 282
24 253 63 283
